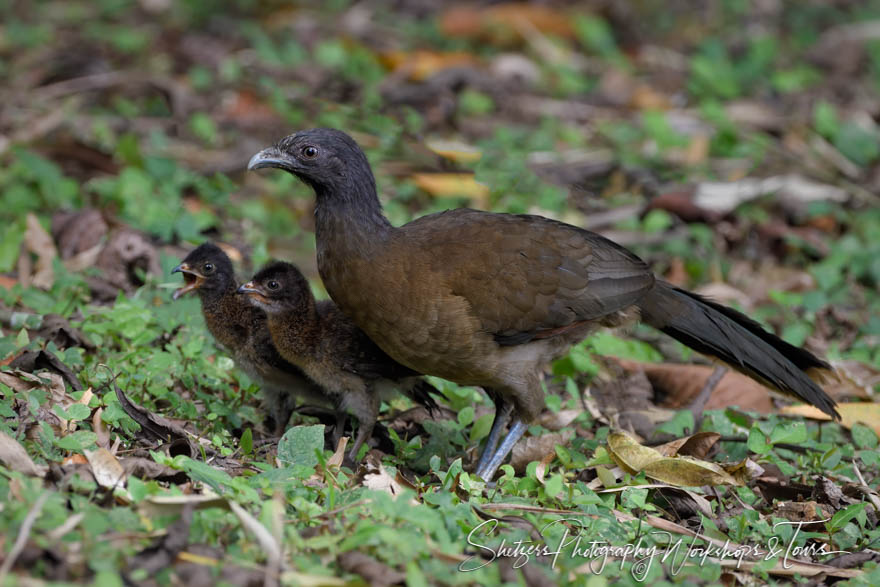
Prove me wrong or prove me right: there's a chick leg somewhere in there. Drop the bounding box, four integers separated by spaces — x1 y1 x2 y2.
331 411 346 448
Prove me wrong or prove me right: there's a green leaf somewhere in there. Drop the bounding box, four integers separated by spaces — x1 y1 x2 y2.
0 221 25 273
277 425 325 469
544 473 563 499
835 122 880 167
55 430 97 451
65 403 91 421
457 405 474 428
747 427 771 454
469 412 493 443
179 456 234 495
828 502 868 531
851 423 878 450
240 428 253 455
769 421 807 446
15 328 29 348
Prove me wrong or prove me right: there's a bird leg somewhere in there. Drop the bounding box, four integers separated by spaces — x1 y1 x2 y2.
473 399 512 477
476 418 528 481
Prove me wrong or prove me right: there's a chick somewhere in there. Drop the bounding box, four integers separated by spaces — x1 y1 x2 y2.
238 261 439 461
172 243 324 435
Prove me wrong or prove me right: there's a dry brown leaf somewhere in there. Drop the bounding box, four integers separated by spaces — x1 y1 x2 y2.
780 402 880 435
440 3 576 44
424 139 482 163
326 436 348 469
410 173 489 207
693 175 847 215
616 359 776 414
654 431 721 459
84 447 126 489
606 431 664 474
538 408 582 431
509 430 573 473
829 360 880 400
774 500 832 524
0 431 47 477
93 407 110 449
380 50 480 81
23 213 57 289
534 450 556 485
643 455 741 487
360 454 411 500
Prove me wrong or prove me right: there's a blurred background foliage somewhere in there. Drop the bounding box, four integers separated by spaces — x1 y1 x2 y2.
1 0 880 583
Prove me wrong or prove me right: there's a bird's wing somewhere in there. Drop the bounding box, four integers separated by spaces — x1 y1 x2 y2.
407 209 655 345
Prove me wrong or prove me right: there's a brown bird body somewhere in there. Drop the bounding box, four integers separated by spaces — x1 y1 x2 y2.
239 261 439 461
249 128 838 480
172 244 326 435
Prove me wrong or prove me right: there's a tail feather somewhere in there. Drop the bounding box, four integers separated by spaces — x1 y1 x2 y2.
639 281 839 419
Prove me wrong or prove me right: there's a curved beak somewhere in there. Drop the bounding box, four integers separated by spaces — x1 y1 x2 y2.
237 281 260 295
248 147 294 172
172 263 204 300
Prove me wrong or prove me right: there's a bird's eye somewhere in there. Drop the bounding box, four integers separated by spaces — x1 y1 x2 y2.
302 146 318 159
203 263 214 273
267 280 280 290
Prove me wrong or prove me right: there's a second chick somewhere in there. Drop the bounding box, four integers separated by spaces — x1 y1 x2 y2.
238 261 439 462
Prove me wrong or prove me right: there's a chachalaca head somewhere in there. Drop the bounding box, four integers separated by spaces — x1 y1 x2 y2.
248 128 374 195
237 261 313 316
249 129 839 481
172 243 236 301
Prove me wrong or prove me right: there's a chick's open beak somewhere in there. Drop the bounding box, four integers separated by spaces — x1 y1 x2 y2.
172 263 204 300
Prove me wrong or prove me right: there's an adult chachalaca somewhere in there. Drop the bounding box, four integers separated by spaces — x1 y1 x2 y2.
238 261 439 461
172 243 325 435
248 128 839 481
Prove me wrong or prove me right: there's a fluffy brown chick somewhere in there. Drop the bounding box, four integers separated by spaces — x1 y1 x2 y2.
238 261 439 462
172 243 325 435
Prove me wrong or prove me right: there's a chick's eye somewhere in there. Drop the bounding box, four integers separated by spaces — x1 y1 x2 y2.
267 280 280 290
302 146 318 159
203 263 214 273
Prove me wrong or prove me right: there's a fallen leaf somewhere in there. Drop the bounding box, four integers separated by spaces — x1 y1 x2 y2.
534 450 556 485
440 3 576 45
509 430 573 473
693 175 848 216
829 360 880 400
84 447 127 489
606 431 664 474
410 173 489 208
337 551 405 587
424 139 482 163
326 436 348 469
360 453 409 498
23 213 57 289
538 408 582 431
615 359 776 415
0 431 47 477
774 500 832 524
780 403 880 436
654 432 721 459
643 455 740 487
380 50 480 81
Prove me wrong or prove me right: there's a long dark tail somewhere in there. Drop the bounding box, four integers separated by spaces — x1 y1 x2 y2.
638 281 839 418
